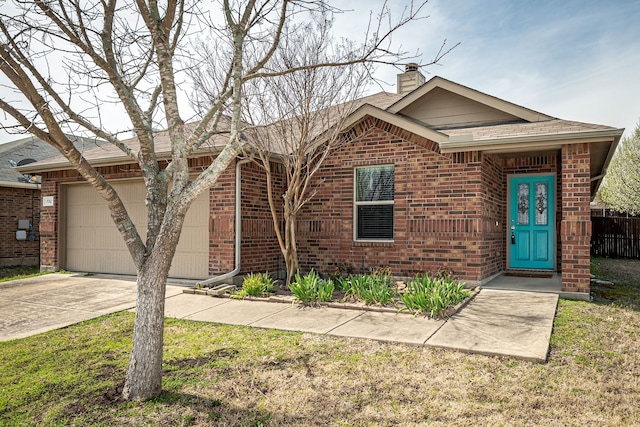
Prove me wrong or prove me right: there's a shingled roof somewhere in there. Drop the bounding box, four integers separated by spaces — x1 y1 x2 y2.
16 75 623 198
442 119 617 141
18 92 403 171
0 135 105 187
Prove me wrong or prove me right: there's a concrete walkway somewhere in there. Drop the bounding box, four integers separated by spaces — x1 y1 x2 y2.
426 289 559 361
0 273 558 361
165 288 559 361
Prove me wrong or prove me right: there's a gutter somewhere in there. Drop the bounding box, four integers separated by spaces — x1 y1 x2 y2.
17 146 226 174
0 180 41 190
196 158 250 286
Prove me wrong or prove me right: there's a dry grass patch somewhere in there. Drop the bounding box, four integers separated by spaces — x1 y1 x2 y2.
3 306 639 426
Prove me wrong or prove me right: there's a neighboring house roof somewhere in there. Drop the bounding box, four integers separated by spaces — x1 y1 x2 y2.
0 135 105 189
18 75 623 197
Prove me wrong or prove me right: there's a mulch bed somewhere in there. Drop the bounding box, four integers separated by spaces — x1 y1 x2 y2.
183 284 481 319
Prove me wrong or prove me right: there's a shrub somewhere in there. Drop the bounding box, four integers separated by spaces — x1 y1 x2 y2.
400 274 470 317
343 270 396 306
236 272 275 298
289 270 334 304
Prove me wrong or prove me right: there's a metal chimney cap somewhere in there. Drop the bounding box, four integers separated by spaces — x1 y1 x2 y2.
405 63 419 72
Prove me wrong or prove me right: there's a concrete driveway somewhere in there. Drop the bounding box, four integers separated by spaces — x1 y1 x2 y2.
0 273 185 341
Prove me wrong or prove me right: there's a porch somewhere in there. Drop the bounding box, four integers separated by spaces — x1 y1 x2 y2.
481 272 589 301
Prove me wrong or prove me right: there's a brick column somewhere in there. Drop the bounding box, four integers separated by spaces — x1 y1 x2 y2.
39 180 59 272
560 143 591 294
208 162 237 275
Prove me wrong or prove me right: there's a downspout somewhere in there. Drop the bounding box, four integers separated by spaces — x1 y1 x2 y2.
196 158 251 286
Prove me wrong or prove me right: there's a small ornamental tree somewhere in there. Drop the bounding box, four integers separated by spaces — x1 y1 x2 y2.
598 121 640 215
232 11 455 284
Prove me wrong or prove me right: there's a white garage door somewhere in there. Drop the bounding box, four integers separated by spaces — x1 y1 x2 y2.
64 180 209 279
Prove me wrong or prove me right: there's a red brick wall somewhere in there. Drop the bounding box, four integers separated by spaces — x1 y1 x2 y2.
238 160 284 275
294 118 575 284
207 159 284 278
0 186 40 266
296 117 490 282
39 179 59 271
35 135 589 291
480 153 506 278
560 143 591 293
209 162 236 275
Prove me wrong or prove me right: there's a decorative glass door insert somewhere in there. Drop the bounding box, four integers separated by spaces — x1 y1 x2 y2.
509 175 555 270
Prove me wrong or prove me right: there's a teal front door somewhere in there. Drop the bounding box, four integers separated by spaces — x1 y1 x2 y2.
509 175 555 270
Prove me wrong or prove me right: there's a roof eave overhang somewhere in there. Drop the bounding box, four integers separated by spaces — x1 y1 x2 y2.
0 180 41 190
438 129 624 154
17 147 225 174
590 131 622 198
17 155 145 173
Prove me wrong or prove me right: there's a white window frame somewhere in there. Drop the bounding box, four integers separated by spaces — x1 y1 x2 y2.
353 164 394 242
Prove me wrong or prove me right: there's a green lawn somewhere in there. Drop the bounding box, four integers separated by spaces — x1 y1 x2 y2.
1 258 639 426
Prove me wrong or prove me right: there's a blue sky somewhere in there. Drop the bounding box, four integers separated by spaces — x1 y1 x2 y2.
1 0 638 143
340 0 640 137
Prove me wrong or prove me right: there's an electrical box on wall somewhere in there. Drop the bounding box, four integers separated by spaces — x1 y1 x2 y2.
18 219 30 229
16 230 27 240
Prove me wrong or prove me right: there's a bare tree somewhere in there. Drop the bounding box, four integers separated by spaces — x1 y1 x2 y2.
0 0 444 400
234 9 456 284
236 14 367 283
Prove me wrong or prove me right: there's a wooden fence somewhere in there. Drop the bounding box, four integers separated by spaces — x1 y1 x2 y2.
591 216 640 258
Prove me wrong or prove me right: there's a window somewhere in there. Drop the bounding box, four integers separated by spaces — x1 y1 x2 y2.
354 165 394 240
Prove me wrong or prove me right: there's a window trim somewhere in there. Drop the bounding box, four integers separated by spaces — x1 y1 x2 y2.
353 164 395 242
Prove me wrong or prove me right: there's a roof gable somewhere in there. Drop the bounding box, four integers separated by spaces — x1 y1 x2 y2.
339 104 449 144
387 76 553 128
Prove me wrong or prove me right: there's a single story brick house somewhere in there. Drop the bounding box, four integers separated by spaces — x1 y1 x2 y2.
19 69 623 297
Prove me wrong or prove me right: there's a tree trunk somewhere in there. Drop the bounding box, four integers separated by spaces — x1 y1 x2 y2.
284 214 299 285
285 250 298 285
121 252 172 400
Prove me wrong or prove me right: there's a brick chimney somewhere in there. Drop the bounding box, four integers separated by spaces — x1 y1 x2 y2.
397 63 425 95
